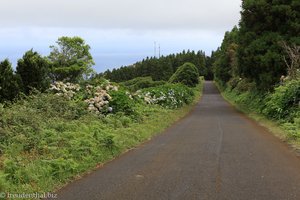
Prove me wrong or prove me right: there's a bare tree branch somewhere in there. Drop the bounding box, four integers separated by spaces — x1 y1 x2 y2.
279 41 300 80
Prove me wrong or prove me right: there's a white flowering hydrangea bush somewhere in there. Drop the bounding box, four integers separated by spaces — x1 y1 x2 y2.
84 84 118 114
136 84 194 109
49 82 81 100
49 80 120 115
49 79 194 114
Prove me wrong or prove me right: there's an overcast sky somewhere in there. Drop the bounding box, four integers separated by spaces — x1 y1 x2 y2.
0 0 241 72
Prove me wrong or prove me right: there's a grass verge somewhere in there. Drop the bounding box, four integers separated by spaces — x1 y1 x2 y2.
216 83 300 151
0 79 203 199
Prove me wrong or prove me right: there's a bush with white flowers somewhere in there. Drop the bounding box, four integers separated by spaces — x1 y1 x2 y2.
84 85 115 114
49 82 81 100
136 84 194 109
49 79 194 113
49 80 120 114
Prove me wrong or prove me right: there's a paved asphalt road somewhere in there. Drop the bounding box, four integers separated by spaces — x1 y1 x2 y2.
56 81 300 200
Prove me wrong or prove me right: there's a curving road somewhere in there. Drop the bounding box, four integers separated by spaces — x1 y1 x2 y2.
56 81 300 200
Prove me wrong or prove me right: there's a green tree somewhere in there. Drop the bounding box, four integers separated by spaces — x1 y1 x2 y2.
104 50 209 83
196 51 207 77
237 0 300 90
48 36 95 82
169 62 199 87
213 27 239 86
16 49 50 94
152 57 173 81
0 59 20 102
205 53 215 80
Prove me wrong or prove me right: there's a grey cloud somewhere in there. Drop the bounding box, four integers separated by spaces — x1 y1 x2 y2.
0 0 242 71
0 0 241 30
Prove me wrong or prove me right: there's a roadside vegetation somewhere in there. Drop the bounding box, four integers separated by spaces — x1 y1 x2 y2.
212 0 300 144
0 0 299 197
0 41 204 196
220 80 300 145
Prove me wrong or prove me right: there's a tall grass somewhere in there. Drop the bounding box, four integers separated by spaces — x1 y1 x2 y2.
217 80 300 148
0 79 203 198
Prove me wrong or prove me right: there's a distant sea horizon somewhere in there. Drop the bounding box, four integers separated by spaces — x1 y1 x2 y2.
2 53 150 73
2 49 213 74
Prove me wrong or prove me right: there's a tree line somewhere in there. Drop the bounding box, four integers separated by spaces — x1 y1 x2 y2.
101 50 213 82
213 0 300 91
0 38 213 103
2 0 298 103
0 36 94 103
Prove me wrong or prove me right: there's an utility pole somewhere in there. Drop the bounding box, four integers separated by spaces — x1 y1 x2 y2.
154 41 156 58
158 43 161 58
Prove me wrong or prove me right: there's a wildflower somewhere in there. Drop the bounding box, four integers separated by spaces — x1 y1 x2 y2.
49 82 81 100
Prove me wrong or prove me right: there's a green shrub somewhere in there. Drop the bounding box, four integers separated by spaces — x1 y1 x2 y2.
0 76 202 194
227 77 241 90
48 158 79 181
224 86 267 114
138 84 195 109
0 92 90 153
169 62 199 87
223 79 300 142
85 76 110 87
108 90 136 115
295 117 300 130
100 134 116 150
280 117 300 140
102 114 123 128
235 79 256 93
0 170 8 192
121 76 152 86
118 116 132 127
121 77 166 92
263 80 300 121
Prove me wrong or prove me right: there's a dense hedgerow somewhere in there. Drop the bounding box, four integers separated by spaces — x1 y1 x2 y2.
227 77 256 94
266 80 300 139
108 90 136 115
49 80 119 115
169 62 199 87
263 80 300 122
0 92 132 193
223 79 300 139
121 76 166 92
137 84 195 109
0 77 202 194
